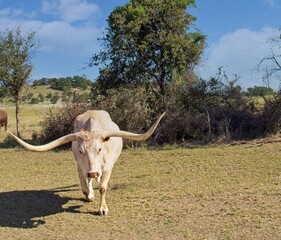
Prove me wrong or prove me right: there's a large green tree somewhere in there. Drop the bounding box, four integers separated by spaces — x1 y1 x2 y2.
0 27 37 136
90 0 205 100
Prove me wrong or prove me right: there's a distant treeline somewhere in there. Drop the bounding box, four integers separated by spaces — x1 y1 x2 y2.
245 86 274 97
32 75 92 91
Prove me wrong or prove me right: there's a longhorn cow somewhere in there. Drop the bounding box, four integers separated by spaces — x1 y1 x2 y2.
0 109 7 131
8 110 165 215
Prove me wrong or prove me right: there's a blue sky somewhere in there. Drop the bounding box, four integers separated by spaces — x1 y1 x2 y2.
0 0 280 89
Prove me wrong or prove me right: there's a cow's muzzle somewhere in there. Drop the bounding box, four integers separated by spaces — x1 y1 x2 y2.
88 172 99 179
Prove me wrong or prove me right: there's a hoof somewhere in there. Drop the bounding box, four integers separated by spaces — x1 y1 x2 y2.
99 206 108 216
99 210 108 216
86 196 95 202
84 192 95 202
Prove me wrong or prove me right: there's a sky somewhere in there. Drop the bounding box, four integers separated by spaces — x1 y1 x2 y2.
0 0 280 90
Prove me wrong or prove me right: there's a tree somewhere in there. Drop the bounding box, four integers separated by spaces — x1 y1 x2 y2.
246 86 274 97
72 75 92 89
30 97 39 104
0 27 37 135
38 93 45 102
50 94 60 104
90 0 205 103
50 77 72 92
0 85 8 98
258 29 281 87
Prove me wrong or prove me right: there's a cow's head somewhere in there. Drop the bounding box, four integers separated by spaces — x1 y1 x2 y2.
75 130 109 181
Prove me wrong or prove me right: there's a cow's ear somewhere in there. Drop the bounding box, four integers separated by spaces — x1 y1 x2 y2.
103 137 110 142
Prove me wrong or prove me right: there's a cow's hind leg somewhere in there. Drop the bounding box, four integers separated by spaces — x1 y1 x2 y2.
99 169 112 215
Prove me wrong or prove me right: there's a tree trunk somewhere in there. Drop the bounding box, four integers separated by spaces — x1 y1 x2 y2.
15 97 20 136
204 107 211 140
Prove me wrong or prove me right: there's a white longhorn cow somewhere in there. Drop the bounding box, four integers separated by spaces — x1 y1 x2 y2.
8 110 165 215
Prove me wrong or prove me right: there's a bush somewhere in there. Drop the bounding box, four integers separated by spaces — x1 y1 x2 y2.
50 95 60 104
92 87 160 139
46 92 52 98
38 93 45 102
90 76 271 144
36 76 281 146
261 92 281 134
30 97 39 104
162 78 263 142
36 103 90 145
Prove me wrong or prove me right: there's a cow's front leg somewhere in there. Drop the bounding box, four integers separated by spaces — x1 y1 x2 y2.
99 169 112 215
78 166 95 201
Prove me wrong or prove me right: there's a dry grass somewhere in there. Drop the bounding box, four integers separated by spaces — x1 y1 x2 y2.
0 142 280 239
0 105 280 239
0 105 61 138
26 85 62 95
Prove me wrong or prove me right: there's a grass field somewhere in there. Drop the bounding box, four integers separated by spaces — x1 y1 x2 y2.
0 145 280 239
0 105 60 138
0 107 280 239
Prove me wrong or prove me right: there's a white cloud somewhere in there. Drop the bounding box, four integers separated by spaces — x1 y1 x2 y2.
0 8 10 18
41 0 100 23
0 18 103 57
0 7 23 18
0 2 103 57
198 27 280 89
262 0 281 9
0 6 38 21
263 0 275 6
0 0 103 79
38 21 103 56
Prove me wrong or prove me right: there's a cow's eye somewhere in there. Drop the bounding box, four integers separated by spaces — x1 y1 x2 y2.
79 149 83 155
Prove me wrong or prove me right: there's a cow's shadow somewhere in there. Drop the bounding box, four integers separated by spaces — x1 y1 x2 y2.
0 185 86 229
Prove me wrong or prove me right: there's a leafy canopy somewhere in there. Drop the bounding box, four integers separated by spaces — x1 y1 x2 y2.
0 27 36 98
90 0 205 96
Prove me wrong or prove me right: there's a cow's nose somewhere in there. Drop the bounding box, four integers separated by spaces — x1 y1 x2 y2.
88 172 99 178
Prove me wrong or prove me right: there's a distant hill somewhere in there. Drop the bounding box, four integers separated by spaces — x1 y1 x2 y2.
25 84 90 95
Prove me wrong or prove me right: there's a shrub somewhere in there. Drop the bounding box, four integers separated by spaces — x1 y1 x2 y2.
91 86 164 145
38 93 45 102
261 92 281 134
46 92 52 98
50 95 60 104
90 76 271 144
37 77 281 146
30 97 39 104
36 103 90 144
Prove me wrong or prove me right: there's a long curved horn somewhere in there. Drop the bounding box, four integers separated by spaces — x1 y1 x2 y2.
104 112 165 141
7 131 81 152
